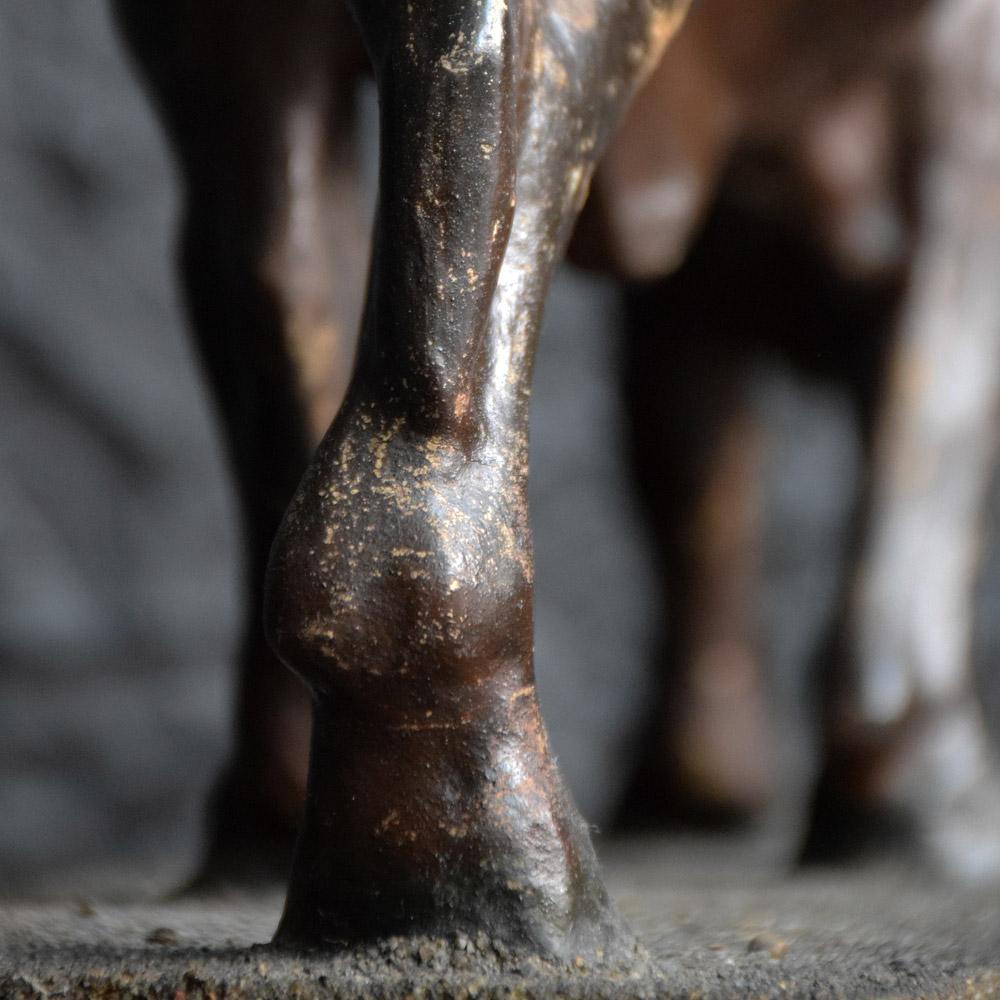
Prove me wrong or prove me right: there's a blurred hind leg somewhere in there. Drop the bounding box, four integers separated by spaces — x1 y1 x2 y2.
114 0 367 884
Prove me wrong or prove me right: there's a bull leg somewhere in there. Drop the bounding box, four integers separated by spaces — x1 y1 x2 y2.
265 0 689 958
803 0 1000 878
114 0 367 883
615 274 770 828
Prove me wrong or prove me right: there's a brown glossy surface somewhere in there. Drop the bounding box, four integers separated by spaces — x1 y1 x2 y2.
260 0 690 958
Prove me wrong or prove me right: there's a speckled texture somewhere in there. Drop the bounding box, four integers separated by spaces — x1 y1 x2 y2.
3 841 999 999
249 0 693 956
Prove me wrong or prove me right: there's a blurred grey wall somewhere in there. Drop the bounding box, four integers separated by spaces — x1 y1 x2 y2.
2 1 998 897
0 1 236 893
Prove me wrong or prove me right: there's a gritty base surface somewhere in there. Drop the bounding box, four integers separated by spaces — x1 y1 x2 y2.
3 837 999 999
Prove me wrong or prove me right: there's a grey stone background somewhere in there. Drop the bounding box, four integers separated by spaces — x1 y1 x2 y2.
2 1 998 898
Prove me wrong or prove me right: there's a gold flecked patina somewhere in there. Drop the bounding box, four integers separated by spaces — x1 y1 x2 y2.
258 0 690 963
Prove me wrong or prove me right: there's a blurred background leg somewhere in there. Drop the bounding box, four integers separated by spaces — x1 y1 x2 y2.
803 0 1000 878
114 0 367 885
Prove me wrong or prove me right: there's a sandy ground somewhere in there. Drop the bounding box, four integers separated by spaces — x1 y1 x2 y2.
4 838 999 999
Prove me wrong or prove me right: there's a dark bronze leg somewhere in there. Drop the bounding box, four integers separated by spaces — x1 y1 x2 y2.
114 0 366 884
265 0 690 958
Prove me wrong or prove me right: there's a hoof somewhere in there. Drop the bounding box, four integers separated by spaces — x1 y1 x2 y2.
188 642 312 893
615 650 774 832
271 682 637 966
615 750 769 833
184 760 301 893
800 701 1000 882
